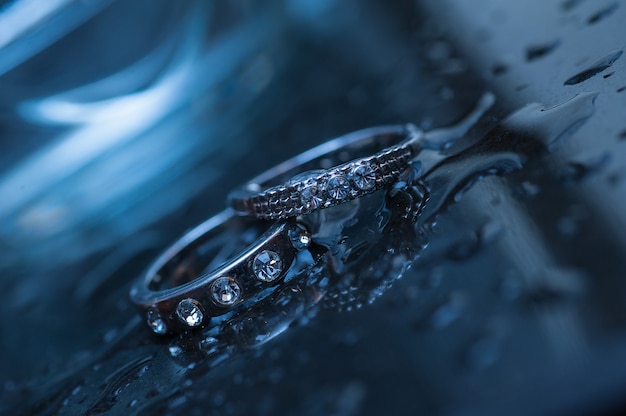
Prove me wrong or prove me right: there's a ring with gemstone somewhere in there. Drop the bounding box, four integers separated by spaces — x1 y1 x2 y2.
130 209 316 335
228 124 423 220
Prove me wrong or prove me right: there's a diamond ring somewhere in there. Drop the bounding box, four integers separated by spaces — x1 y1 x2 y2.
130 209 315 335
228 124 423 220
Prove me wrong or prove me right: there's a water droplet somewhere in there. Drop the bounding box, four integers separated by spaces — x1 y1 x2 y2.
430 293 467 329
198 336 219 355
438 86 455 100
557 216 579 237
525 40 561 61
504 91 597 151
521 181 540 197
564 49 623 85
212 391 226 406
559 153 611 183
556 205 587 238
233 373 244 384
523 268 586 309
491 63 508 76
607 172 623 187
498 273 524 300
587 2 618 25
479 221 504 246
466 336 501 370
425 268 444 288
103 328 118 343
168 345 183 357
446 236 480 262
168 393 187 408
268 367 285 384
561 0 584 12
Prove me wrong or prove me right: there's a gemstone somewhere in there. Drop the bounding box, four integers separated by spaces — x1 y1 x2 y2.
253 250 283 282
210 277 242 306
176 298 204 327
289 224 311 250
326 174 351 200
350 164 377 190
146 308 167 334
299 177 324 210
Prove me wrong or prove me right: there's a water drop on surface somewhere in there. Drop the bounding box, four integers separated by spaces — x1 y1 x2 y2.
168 345 183 357
525 40 561 61
521 181 540 197
498 273 524 301
233 373 244 385
587 2 619 25
446 234 481 262
559 153 611 183
561 0 584 12
479 221 504 246
504 91 597 151
564 50 623 85
467 336 501 370
430 293 467 329
199 336 219 354
491 63 508 76
212 391 226 407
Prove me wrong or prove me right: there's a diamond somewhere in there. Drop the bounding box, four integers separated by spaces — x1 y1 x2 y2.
326 174 351 200
289 224 311 250
176 298 204 327
210 277 242 306
299 177 324 210
146 308 167 334
350 164 377 190
253 250 283 282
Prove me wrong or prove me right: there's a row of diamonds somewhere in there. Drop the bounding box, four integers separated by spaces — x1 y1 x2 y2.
146 225 312 334
251 144 413 219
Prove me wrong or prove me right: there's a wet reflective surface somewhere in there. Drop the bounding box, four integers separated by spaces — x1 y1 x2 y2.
2 1 626 415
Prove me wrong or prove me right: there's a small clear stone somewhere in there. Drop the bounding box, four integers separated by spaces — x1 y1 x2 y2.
350 164 377 190
210 277 242 306
289 224 311 250
253 250 283 282
146 309 167 334
299 178 324 210
176 298 204 327
326 174 351 200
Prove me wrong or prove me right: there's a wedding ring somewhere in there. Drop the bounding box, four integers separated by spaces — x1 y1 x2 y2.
228 124 423 219
130 209 315 335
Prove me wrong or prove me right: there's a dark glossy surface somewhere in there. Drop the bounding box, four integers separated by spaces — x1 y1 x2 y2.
1 1 626 415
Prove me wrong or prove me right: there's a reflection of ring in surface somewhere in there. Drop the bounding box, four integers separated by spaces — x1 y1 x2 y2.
130 209 317 335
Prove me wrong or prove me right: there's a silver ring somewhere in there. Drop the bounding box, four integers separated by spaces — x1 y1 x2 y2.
228 124 423 219
130 209 315 335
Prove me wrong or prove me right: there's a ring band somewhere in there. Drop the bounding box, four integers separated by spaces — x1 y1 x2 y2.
130 210 316 335
228 124 423 220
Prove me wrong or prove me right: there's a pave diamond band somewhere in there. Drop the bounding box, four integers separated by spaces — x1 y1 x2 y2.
130 209 314 335
229 124 423 220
